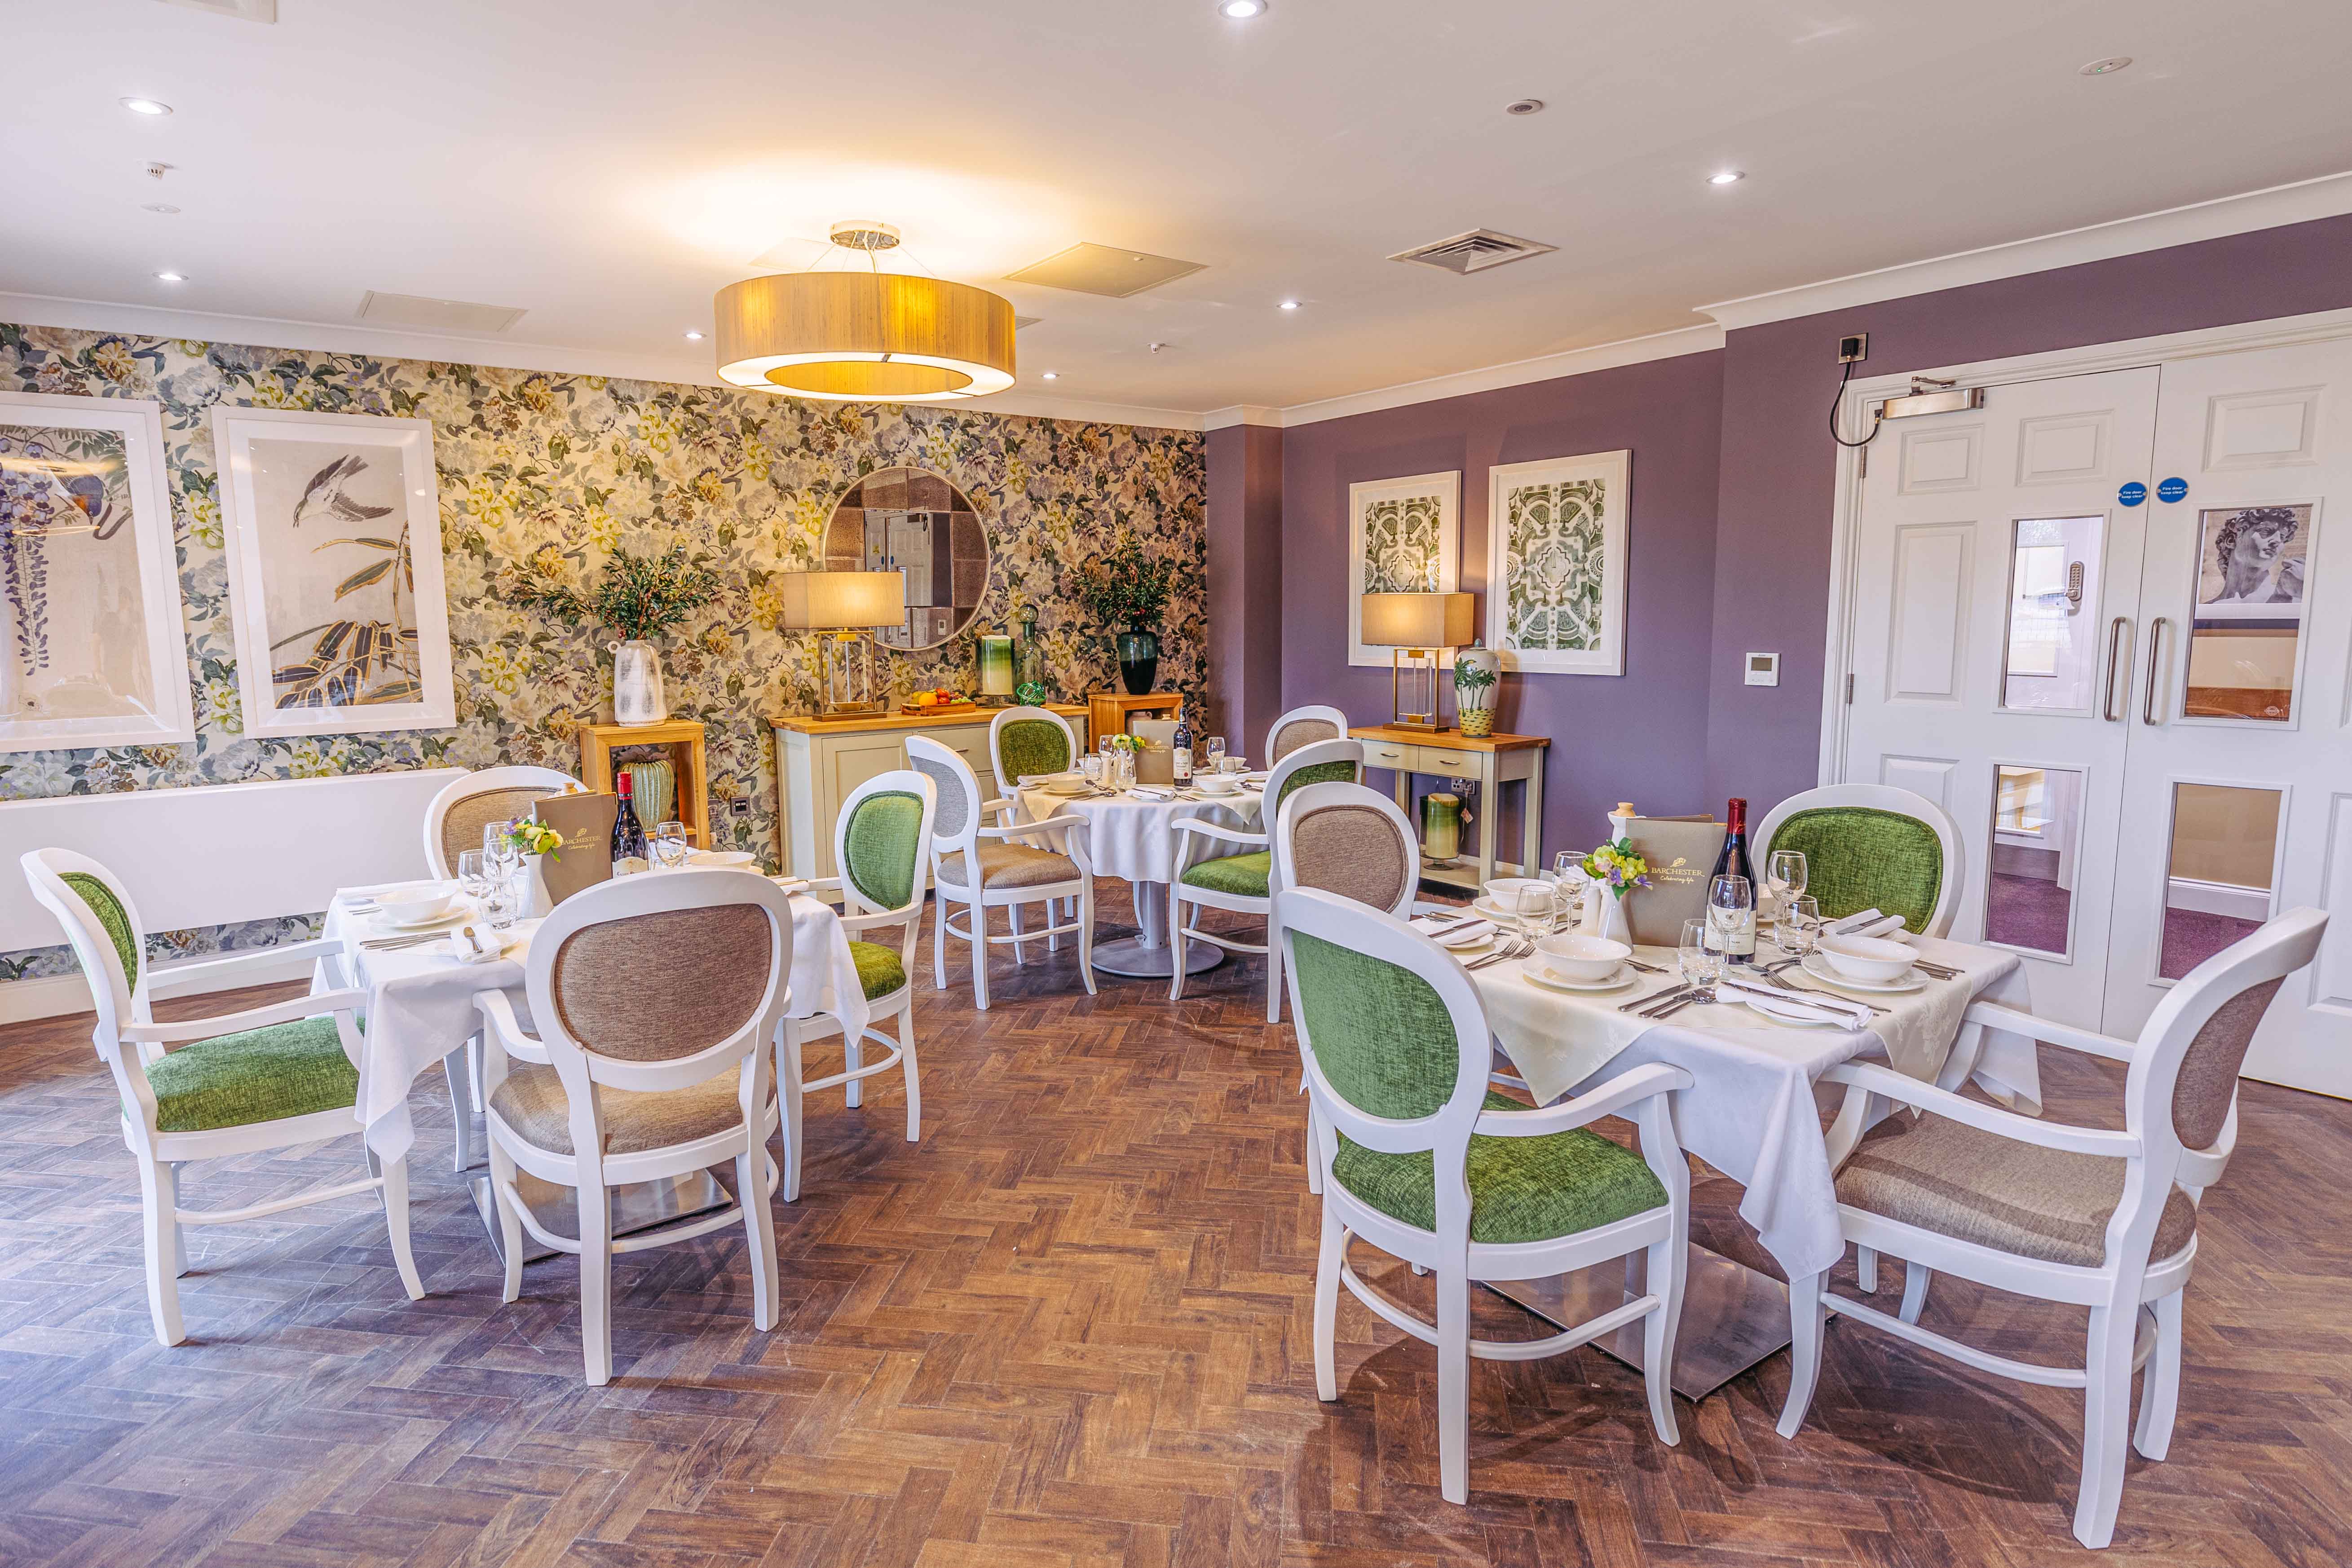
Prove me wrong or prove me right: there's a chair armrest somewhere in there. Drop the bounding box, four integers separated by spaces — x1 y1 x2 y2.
1473 1063 1693 1138
1821 1061 2139 1157
1171 819 1267 850
1961 1000 2138 1063
474 988 550 1064
799 875 844 893
143 936 344 999
122 987 366 1046
980 814 1083 840
839 907 915 934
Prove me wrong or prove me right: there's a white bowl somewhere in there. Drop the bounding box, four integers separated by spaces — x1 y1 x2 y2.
1195 774 1243 795
1818 933 1916 984
688 850 757 870
1533 933 1629 983
377 885 456 925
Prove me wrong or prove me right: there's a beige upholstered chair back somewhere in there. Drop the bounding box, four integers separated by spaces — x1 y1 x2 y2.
547 903 774 1062
1275 782 1418 918
1131 718 1179 786
1266 704 1349 766
423 766 580 878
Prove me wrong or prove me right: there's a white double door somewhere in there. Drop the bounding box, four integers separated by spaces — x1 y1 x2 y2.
1841 334 2352 1097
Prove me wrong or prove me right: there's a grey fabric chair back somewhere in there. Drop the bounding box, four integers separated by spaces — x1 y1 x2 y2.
905 738 978 843
1278 782 1417 918
546 902 775 1064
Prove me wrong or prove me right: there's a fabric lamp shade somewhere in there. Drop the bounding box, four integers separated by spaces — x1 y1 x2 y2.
777 570 905 630
1360 592 1475 648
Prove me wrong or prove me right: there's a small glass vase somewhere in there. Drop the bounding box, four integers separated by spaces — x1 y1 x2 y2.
611 639 667 726
1115 628 1159 695
1014 606 1048 705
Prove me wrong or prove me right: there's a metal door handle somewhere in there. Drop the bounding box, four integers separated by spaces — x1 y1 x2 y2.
2102 617 2132 722
2142 617 2168 724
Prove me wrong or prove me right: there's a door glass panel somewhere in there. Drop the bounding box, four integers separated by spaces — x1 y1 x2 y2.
1985 764 2084 956
2161 783 2279 979
2181 504 2309 723
2001 517 2105 711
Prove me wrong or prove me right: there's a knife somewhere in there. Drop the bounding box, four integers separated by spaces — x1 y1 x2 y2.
1619 983 1694 1014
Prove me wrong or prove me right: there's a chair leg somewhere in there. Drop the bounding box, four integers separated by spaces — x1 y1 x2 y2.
137 1156 186 1346
444 1042 476 1173
1642 1235 1686 1446
1856 1246 1878 1293
778 1025 807 1204
2134 1290 2183 1462
736 1146 779 1333
1777 1269 1827 1438
1168 888 1188 1003
843 1025 864 1110
898 1009 921 1143
1435 1258 1472 1504
1047 895 1063 954
971 904 992 1011
933 890 950 991
1312 1206 1343 1402
1899 1262 1932 1325
580 1179 615 1386
487 1139 525 1303
1077 883 1098 996
1303 1095 1323 1196
1008 901 1029 966
376 1150 427 1300
2074 1302 2139 1548
165 1161 187 1277
1264 913 1284 1023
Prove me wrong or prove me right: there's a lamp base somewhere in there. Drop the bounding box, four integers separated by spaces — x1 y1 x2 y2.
817 699 889 718
1386 715 1441 733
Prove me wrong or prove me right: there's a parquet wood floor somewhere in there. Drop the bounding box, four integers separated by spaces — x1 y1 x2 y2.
1 882 2347 1567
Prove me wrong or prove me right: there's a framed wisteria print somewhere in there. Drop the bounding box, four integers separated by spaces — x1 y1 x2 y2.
1487 450 1629 676
211 405 455 737
1346 470 1459 667
0 391 195 754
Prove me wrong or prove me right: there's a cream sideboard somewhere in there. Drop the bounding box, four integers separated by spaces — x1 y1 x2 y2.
1350 724 1549 896
773 705 1091 888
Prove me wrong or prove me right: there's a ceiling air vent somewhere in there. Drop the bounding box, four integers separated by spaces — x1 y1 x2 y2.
159 0 278 20
1388 228 1558 276
1004 243 1206 298
357 292 528 334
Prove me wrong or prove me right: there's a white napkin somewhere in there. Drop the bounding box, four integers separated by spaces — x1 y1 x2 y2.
446 923 504 965
1827 908 1909 940
1129 785 1176 801
1412 914 1495 947
1719 972 1871 1024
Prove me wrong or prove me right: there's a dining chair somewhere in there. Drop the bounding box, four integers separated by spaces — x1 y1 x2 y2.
1265 703 1349 766
775 769 936 1201
1169 737 1363 1018
906 736 1096 1011
473 869 796 1385
986 705 1085 944
1753 783 1965 937
21 848 426 1347
1277 886 1692 1502
1775 906 2326 1549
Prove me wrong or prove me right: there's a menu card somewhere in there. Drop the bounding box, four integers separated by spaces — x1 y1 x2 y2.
1623 814 1726 946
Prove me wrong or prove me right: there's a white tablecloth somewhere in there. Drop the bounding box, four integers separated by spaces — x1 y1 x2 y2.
1014 785 1263 885
323 879 870 1162
1472 932 2038 1281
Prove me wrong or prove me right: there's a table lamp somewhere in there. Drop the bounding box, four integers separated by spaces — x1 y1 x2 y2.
778 570 905 716
1360 591 1474 731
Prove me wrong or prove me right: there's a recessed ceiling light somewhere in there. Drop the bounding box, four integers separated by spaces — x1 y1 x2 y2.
2079 55 2132 75
120 97 173 115
1041 371 1060 380
154 271 186 283
1505 98 1545 116
1279 300 1301 311
1217 0 1265 17
143 203 180 214
1708 169 1746 186
684 330 704 340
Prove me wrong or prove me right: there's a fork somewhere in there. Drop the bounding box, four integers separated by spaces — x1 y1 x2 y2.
361 932 449 952
1465 937 1531 972
1752 970 1889 1016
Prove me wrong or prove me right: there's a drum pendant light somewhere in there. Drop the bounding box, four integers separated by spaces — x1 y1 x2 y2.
714 221 1016 403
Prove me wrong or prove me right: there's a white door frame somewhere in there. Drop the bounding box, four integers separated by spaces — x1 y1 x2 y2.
1818 304 2352 786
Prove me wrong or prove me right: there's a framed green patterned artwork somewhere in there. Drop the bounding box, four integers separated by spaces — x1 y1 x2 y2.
1486 450 1629 676
1346 470 1459 667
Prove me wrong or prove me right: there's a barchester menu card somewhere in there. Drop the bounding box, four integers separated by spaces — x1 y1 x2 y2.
1624 814 1727 946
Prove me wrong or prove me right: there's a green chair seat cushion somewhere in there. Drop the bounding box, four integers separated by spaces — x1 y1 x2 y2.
60 871 140 983
1764 806 1943 933
144 1015 359 1133
1333 1091 1669 1244
848 939 908 1001
842 790 924 911
997 719 1072 785
1181 850 1271 898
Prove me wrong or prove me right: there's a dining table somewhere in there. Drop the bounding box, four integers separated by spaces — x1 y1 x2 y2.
1013 777 1265 978
1452 914 2039 1398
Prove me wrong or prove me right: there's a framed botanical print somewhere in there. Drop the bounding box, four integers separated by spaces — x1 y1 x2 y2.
1347 470 1459 667
1487 450 1630 676
0 391 196 754
212 406 455 737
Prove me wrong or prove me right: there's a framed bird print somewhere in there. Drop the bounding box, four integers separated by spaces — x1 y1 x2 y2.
0 392 196 754
210 406 455 737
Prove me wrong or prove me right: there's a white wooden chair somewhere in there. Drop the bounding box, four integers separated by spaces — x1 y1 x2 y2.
1265 703 1350 765
776 770 936 1201
906 736 1095 1011
21 848 425 1347
1776 906 2327 1549
474 869 795 1385
1754 783 1966 937
987 705 1084 946
1278 887 1692 1502
420 763 580 1174
1169 738 1363 1019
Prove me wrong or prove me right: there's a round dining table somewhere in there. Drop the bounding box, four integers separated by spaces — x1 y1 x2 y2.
1014 781 1264 978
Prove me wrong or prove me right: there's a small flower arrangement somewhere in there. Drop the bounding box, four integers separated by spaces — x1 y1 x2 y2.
504 822 564 860
1106 733 1148 754
1581 838 1651 899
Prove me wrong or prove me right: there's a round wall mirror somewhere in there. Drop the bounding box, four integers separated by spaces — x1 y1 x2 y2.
821 466 990 651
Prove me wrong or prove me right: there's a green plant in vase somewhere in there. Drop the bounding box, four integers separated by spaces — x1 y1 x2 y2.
1074 532 1175 696
506 544 721 724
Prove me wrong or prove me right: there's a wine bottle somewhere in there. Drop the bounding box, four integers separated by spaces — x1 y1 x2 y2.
1171 711 1193 785
611 770 649 866
1710 796 1756 960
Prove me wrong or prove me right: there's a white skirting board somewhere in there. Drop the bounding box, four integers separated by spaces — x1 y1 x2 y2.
0 948 320 1027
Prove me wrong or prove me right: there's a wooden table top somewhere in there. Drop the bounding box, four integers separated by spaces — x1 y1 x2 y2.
1350 724 1549 752
772 703 1088 737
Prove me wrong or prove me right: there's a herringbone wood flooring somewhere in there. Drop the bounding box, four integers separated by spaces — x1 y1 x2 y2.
1 883 2347 1567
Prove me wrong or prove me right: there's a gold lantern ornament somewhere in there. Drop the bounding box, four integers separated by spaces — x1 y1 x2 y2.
714 221 1016 404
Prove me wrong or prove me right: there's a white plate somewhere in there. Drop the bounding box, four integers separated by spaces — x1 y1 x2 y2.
1739 990 1850 1028
1522 962 1637 993
371 906 472 935
1801 950 1928 994
1042 781 1097 797
1471 895 1559 927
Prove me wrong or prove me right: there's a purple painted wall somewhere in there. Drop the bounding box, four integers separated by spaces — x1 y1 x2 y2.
1205 423 1285 750
1703 211 2352 810
1278 351 1727 855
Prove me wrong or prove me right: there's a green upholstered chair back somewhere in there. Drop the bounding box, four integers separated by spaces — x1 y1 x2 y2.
1265 736 1365 815
1289 930 1464 1122
20 849 146 1041
61 871 142 992
842 788 927 913
989 707 1076 797
1764 806 1943 933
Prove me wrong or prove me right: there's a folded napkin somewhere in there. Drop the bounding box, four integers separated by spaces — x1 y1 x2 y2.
1827 908 1909 940
1719 972 1871 1024
1129 785 1177 801
1411 913 1495 946
446 923 504 966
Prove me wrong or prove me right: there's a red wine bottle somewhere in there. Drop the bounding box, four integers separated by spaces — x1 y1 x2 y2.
1709 797 1755 959
611 771 649 864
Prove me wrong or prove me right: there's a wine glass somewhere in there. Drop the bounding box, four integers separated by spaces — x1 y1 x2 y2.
1080 753 1105 788
484 820 519 883
456 849 491 905
1766 849 1809 925
653 820 691 871
481 873 520 931
1679 917 1723 1000
1782 896 1822 966
1205 736 1227 772
1708 873 1753 965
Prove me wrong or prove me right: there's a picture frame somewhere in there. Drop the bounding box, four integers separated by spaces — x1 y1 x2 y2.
1346 470 1459 667
0 391 196 754
211 405 455 737
1486 449 1630 676
2192 502 2308 623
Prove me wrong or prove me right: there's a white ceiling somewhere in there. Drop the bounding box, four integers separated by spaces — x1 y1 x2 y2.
6 0 2352 420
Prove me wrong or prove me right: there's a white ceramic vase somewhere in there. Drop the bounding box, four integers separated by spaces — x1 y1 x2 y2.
611 639 667 726
520 855 556 919
1580 882 1632 943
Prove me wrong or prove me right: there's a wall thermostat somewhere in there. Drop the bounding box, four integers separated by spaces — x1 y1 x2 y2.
1745 651 1780 687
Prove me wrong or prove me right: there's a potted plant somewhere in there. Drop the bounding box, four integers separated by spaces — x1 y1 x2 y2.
1453 640 1500 737
1075 532 1176 695
507 544 722 725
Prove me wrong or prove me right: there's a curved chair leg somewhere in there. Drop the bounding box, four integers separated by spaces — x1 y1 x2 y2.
1435 1259 1472 1504
1643 1233 1686 1446
2075 1301 2140 1548
1312 1207 1343 1402
1168 888 1189 1003
137 1156 186 1347
737 1145 779 1332
487 1140 526 1303
897 1009 921 1143
1856 1246 1878 1293
580 1179 615 1387
971 905 992 1011
1077 883 1098 995
933 890 950 991
843 1025 864 1110
444 1043 476 1173
166 1161 187 1277
778 1026 807 1203
1776 1269 1827 1438
374 1147 427 1300
1899 1263 1932 1325
2133 1290 2183 1462
1264 912 1284 1023
1303 1094 1323 1196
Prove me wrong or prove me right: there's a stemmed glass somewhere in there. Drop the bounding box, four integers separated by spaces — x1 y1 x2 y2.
653 820 692 871
1781 896 1822 968
1507 881 1558 937
483 820 520 887
1766 849 1809 926
1679 917 1724 1002
481 873 520 931
1205 736 1227 772
456 849 491 905
1709 873 1754 967
1080 752 1105 789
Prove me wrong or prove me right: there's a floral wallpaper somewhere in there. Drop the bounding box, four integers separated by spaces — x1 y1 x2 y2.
0 322 1205 981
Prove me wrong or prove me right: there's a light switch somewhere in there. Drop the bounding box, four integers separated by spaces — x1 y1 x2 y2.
1744 652 1780 687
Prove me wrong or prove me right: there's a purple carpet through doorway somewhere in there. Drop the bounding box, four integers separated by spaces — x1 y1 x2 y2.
1984 871 2258 978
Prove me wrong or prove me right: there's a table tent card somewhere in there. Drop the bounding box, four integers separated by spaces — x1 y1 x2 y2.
1623 814 1725 946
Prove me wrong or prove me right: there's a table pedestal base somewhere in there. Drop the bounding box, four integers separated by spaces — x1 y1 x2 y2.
1485 1242 1791 1401
469 1166 735 1267
1089 936 1225 979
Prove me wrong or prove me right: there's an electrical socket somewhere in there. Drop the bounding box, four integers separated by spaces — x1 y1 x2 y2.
1837 333 1868 364
730 799 751 817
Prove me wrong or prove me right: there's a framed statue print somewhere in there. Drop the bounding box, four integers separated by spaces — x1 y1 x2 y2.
1487 449 1630 676
1346 470 1459 667
211 405 455 738
0 391 196 754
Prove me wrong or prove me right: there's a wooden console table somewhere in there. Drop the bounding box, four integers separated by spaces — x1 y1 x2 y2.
1087 690 1182 742
578 719 709 846
1351 724 1548 895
